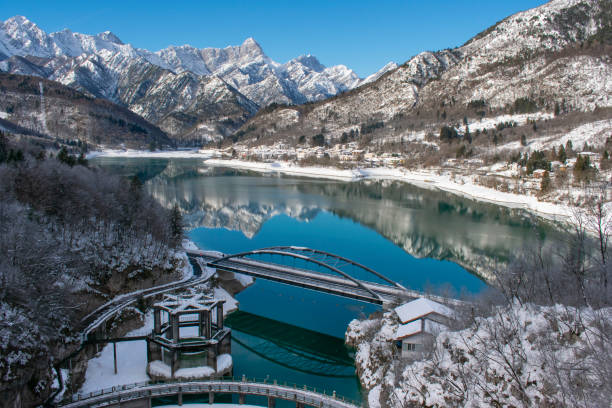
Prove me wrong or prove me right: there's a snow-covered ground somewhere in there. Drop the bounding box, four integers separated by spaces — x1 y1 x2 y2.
79 311 153 393
79 242 240 394
495 118 612 152
468 112 555 133
80 303 237 393
347 303 612 407
205 159 362 181
87 148 213 160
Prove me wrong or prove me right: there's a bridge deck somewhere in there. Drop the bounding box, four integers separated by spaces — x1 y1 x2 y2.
189 250 461 306
193 251 407 304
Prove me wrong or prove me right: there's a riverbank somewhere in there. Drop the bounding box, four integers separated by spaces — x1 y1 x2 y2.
202 159 576 222
89 150 578 222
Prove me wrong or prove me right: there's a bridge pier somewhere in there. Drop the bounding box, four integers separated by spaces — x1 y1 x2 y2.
177 389 183 405
296 402 304 408
268 396 276 408
239 393 246 404
209 391 214 404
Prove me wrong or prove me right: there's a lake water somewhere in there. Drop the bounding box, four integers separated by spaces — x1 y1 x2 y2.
93 157 563 403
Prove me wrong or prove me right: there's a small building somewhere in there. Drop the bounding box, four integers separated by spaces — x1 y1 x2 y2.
532 169 547 178
146 293 232 380
393 298 454 358
395 318 448 355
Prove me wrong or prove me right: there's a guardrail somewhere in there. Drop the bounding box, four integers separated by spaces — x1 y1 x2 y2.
61 377 360 408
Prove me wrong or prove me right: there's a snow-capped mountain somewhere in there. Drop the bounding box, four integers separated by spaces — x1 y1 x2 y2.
360 61 398 85
234 0 611 147
0 16 379 143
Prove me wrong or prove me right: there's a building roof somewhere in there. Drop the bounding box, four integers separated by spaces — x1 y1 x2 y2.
394 297 454 324
394 318 448 340
154 293 224 315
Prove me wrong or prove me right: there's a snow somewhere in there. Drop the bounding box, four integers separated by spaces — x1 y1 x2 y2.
182 239 200 252
367 385 382 408
214 287 238 315
147 356 230 379
79 312 154 393
175 366 215 379
204 158 361 181
86 149 212 160
394 298 454 324
80 274 237 391
80 250 198 330
360 62 399 86
395 319 448 340
234 272 254 287
216 353 233 372
528 119 612 151
351 301 612 407
147 360 217 380
146 360 171 378
176 251 193 280
468 112 554 133
394 320 422 339
0 17 367 107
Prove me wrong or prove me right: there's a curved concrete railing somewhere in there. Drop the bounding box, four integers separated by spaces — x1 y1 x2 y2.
61 379 360 408
81 256 210 341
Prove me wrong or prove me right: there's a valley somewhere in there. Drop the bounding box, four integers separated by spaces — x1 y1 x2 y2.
0 0 610 407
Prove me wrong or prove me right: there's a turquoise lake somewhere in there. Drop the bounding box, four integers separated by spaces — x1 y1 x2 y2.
93 157 563 404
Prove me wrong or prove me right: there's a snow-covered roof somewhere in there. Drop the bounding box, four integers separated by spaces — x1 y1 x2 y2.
394 297 454 324
154 293 224 314
395 318 448 340
395 320 422 339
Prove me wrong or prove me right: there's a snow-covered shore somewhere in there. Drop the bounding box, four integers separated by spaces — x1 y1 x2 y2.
87 148 213 160
88 150 579 221
202 159 574 222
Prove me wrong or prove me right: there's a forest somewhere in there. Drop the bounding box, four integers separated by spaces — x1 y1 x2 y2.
0 133 181 405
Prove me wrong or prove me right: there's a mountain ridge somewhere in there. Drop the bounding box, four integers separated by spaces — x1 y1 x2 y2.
0 15 396 144
233 0 611 148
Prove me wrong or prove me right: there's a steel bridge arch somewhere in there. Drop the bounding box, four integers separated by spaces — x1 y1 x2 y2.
208 246 407 302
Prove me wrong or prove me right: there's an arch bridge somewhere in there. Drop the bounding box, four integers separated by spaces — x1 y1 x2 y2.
188 246 446 306
61 378 359 408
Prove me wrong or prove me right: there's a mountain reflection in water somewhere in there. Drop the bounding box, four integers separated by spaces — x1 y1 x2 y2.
93 157 563 281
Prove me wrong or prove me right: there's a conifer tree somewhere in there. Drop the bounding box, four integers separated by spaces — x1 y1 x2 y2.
170 203 183 246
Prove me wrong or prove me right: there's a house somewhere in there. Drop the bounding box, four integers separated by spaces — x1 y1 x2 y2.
395 318 448 355
393 297 455 357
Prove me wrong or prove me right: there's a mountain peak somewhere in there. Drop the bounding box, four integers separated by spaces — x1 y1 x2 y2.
294 54 325 72
240 37 263 56
5 15 31 25
97 31 123 45
242 37 259 46
3 15 41 33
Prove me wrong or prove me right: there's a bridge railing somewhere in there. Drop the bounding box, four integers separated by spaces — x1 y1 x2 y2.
65 376 360 407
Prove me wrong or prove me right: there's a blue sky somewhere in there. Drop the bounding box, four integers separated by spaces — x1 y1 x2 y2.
2 0 547 77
